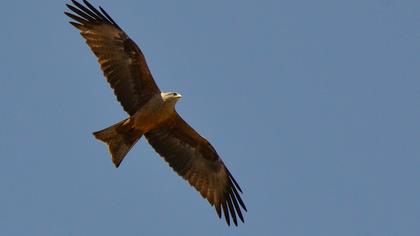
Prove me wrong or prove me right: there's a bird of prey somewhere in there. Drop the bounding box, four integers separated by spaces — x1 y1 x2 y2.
65 0 246 226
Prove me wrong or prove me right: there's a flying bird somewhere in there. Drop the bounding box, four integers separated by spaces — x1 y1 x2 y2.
65 0 247 226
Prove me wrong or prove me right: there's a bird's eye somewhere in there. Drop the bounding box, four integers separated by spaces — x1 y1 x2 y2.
172 93 177 96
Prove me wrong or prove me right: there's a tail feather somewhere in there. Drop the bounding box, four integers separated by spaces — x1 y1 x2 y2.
93 118 142 167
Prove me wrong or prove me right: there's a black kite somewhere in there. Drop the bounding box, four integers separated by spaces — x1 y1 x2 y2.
65 0 247 226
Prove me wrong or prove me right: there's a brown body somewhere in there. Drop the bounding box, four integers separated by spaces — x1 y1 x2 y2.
132 93 178 133
93 92 180 168
66 0 246 226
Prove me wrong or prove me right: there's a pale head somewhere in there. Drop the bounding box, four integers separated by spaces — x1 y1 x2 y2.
161 92 182 106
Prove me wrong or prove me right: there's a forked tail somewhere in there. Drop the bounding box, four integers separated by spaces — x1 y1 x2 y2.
93 118 142 167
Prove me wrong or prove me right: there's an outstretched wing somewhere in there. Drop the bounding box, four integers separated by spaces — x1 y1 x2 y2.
145 113 247 226
65 0 160 115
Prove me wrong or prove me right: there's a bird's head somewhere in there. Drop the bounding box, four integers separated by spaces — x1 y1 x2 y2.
161 92 182 105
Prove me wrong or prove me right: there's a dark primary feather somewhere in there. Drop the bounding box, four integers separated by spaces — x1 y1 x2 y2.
145 113 247 226
65 0 160 115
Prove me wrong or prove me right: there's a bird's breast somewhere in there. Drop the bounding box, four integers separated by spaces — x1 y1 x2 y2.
131 98 175 133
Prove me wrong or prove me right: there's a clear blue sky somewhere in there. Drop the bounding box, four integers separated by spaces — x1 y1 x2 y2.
1 0 419 235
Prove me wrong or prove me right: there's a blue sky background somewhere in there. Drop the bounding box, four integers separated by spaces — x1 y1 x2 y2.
1 0 419 235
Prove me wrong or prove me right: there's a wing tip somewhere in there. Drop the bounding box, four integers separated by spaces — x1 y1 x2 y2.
222 168 248 226
68 21 83 29
65 0 120 28
221 202 231 226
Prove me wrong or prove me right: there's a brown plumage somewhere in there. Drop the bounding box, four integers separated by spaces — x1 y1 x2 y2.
65 0 247 226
